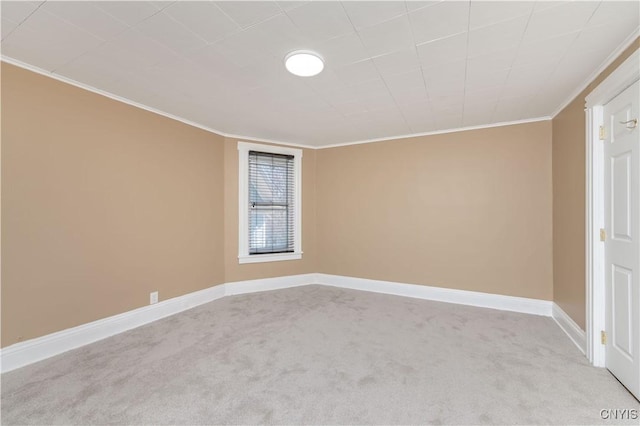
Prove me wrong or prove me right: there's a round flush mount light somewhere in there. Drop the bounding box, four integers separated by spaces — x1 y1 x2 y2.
285 50 324 77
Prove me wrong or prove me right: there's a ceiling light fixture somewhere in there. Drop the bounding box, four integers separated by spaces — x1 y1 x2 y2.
285 50 324 77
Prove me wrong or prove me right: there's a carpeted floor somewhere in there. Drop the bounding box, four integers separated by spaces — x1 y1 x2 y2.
1 285 638 425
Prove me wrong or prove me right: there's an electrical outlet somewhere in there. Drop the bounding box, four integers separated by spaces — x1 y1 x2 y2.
150 291 158 305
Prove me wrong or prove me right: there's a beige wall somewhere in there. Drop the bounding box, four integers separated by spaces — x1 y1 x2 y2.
1 63 317 346
222 137 317 283
7 39 637 346
552 39 640 329
1 63 226 347
316 121 554 300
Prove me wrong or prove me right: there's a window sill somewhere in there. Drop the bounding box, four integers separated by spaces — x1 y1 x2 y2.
238 252 303 264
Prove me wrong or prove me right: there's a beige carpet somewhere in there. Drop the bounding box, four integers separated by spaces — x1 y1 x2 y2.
1 285 638 425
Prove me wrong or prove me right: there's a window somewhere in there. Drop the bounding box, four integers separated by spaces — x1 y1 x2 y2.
238 142 302 263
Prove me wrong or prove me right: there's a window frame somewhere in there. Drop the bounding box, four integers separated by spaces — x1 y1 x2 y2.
237 141 303 264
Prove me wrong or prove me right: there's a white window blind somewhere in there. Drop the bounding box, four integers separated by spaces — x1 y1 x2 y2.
248 151 295 255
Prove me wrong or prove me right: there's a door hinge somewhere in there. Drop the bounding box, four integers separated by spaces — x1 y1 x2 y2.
601 330 607 345
600 228 606 241
599 126 606 140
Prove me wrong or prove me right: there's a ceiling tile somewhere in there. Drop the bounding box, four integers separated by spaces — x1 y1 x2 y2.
148 2 175 12
391 85 429 106
298 120 359 142
247 77 312 104
465 86 503 104
1 33 70 71
466 67 510 90
250 12 310 56
135 11 207 52
334 59 380 86
513 30 579 67
494 95 530 122
357 14 414 57
524 99 553 118
55 51 134 89
2 9 103 71
130 52 194 87
276 2 309 12
78 39 161 73
2 17 19 40
466 49 517 75
331 100 369 116
501 82 545 100
2 0 636 146
186 44 244 79
94 1 161 26
383 68 425 92
552 44 609 88
417 32 467 67
531 0 569 13
422 59 466 86
361 93 399 113
110 28 178 68
463 105 497 127
405 1 440 12
407 122 437 134
209 14 300 67
398 98 432 115
522 1 599 43
469 1 534 30
232 57 285 90
343 1 407 29
465 96 499 113
304 69 349 95
401 106 433 126
572 23 638 61
434 114 463 130
352 78 390 99
373 48 420 78
368 107 406 123
164 2 240 44
586 0 639 28
96 69 177 106
409 1 469 44
285 1 353 41
213 1 282 29
430 90 464 106
40 1 129 40
506 61 555 87
342 110 374 125
312 32 369 68
467 15 528 58
0 1 41 23
320 84 360 106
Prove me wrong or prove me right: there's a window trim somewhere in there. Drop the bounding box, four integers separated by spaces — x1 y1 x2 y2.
237 141 303 264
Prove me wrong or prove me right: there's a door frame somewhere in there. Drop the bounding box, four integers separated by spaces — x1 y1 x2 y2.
585 48 639 368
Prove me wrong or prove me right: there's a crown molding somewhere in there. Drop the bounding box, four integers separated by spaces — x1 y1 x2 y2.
550 27 640 118
0 55 318 150
2 55 550 151
314 116 552 150
220 131 316 150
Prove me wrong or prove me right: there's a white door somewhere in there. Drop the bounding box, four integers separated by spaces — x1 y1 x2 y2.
604 79 640 400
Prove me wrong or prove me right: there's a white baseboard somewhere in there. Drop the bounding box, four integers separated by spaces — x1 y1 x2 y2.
1 272 553 373
225 273 316 296
0 284 226 373
552 303 586 354
0 274 317 374
315 274 553 317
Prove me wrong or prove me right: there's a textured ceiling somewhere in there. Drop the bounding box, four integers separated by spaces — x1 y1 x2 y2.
1 1 639 147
